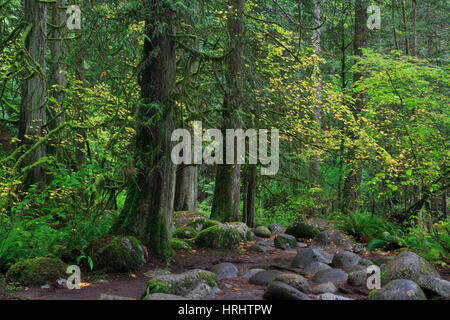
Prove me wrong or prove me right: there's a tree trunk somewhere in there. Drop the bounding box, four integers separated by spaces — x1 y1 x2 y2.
174 165 198 212
243 165 256 228
341 0 367 213
48 0 67 154
211 0 245 222
412 0 417 56
18 0 47 188
311 0 322 185
113 0 177 262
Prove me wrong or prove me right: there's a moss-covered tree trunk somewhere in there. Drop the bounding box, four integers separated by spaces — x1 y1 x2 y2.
48 0 67 155
112 0 176 262
242 165 256 228
211 0 245 222
18 0 47 189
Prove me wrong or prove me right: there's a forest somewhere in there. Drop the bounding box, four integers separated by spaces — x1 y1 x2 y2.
0 0 448 301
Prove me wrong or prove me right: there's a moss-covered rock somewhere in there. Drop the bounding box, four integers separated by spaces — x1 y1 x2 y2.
173 227 198 239
274 233 298 249
86 235 146 273
173 211 208 229
200 220 222 231
368 279 427 300
254 226 271 238
381 251 439 285
171 238 192 252
6 257 66 286
142 269 219 300
286 221 320 239
194 222 252 249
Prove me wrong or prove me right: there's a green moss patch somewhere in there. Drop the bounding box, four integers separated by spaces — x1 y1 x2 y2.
6 257 66 286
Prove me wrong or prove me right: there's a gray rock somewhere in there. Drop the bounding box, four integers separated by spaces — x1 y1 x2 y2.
317 293 353 300
255 226 271 238
347 270 367 286
369 279 426 300
302 262 331 276
311 229 354 250
269 223 286 234
297 242 307 248
249 270 284 286
224 283 232 289
144 293 187 300
291 248 331 268
263 281 312 300
305 218 335 231
312 282 337 294
210 263 239 280
331 250 361 269
242 268 266 278
144 269 219 299
99 294 136 300
274 233 298 249
358 258 374 268
381 251 439 285
418 275 450 298
312 268 348 284
248 244 270 252
274 273 311 293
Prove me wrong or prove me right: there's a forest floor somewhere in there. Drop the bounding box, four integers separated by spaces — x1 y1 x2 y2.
4 234 448 300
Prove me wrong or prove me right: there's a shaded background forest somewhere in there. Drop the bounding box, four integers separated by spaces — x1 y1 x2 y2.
0 0 448 271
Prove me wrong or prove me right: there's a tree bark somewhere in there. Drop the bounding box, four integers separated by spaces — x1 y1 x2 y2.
113 0 177 262
18 0 47 188
48 0 67 154
311 0 322 185
243 165 256 228
174 165 198 212
211 0 245 222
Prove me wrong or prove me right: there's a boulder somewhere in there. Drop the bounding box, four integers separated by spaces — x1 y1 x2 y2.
268 223 286 234
249 270 284 286
242 268 266 278
6 257 66 286
285 221 320 239
302 262 331 276
273 273 311 293
274 233 298 249
381 251 439 285
291 248 331 268
195 223 252 249
172 227 198 239
86 235 147 273
210 263 239 280
311 229 354 250
171 238 192 252
317 293 353 300
312 268 348 284
417 275 450 298
143 269 219 300
263 281 311 300
254 226 271 238
98 294 136 300
331 250 361 269
200 220 222 231
173 211 208 229
144 293 187 300
369 279 426 300
312 282 337 294
347 270 367 286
